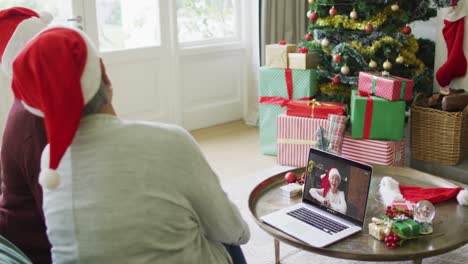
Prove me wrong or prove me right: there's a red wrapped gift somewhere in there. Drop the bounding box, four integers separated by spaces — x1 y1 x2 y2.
358 71 414 101
392 200 416 212
286 99 347 119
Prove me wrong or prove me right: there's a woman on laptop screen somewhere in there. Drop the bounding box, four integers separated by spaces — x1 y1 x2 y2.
309 168 347 214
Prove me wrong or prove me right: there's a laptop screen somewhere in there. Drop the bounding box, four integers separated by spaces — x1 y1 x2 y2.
302 148 372 226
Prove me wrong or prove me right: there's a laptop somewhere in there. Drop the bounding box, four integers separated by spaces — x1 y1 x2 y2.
261 148 373 247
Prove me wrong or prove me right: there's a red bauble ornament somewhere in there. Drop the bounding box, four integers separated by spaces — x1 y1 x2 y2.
332 75 341 85
310 11 319 22
333 53 342 63
305 33 312 41
365 23 374 33
402 25 412 35
298 47 309 53
278 40 286 45
284 172 297 184
329 6 337 17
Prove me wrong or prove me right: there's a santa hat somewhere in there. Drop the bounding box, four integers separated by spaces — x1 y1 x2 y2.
0 7 53 77
321 167 341 197
379 176 468 206
11 27 102 190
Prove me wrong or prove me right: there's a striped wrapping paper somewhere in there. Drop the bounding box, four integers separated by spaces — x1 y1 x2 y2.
276 114 328 167
341 134 406 166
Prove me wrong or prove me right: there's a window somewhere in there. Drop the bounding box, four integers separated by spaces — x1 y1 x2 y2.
96 0 160 52
177 0 237 43
0 0 72 19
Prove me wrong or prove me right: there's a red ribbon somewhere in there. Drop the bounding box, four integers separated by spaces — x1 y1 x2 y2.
451 0 458 7
359 91 374 139
260 69 310 107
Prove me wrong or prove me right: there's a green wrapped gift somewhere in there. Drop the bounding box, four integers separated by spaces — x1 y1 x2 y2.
259 67 318 155
350 90 405 141
393 219 420 238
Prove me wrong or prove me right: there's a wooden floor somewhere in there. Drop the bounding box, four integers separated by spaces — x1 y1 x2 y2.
191 120 277 179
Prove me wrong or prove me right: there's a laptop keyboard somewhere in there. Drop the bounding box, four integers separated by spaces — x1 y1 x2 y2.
287 207 349 235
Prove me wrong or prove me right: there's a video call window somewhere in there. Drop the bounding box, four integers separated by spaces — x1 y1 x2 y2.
303 155 371 223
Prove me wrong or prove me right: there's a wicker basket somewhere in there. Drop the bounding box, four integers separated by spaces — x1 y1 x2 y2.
410 93 468 165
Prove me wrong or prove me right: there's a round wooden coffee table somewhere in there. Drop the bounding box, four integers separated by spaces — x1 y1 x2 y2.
248 165 468 264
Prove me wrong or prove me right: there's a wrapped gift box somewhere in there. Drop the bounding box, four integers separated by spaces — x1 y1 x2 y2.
358 71 414 101
341 134 406 166
265 43 297 69
259 68 318 155
393 219 420 238
368 223 386 241
288 52 319 70
286 99 347 119
392 200 416 216
276 113 328 166
350 90 406 141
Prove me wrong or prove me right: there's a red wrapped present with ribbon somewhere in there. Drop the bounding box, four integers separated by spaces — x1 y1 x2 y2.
358 71 414 101
341 133 406 166
285 99 347 119
258 67 318 155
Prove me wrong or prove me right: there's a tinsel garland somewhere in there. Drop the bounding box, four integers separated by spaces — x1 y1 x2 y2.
348 36 425 76
319 83 351 97
315 5 398 30
313 29 408 47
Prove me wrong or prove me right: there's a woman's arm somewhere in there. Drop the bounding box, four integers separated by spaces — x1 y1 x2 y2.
309 188 325 203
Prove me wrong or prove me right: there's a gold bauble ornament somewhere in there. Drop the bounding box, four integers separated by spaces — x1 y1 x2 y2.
391 4 399 11
396 55 405 64
350 9 358 20
321 38 330 47
306 10 312 18
341 64 350 75
308 0 316 4
369 60 377 69
383 60 392 70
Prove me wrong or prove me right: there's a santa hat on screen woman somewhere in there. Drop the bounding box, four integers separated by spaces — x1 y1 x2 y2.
11 26 102 190
0 7 53 76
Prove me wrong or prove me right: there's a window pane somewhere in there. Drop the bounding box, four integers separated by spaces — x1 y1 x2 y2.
0 0 72 19
177 0 236 43
96 0 160 52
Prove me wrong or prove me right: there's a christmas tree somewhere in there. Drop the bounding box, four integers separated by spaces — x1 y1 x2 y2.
299 0 437 102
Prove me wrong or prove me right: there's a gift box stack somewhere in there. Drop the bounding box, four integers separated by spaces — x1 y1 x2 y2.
259 41 319 155
276 100 347 167
341 71 414 166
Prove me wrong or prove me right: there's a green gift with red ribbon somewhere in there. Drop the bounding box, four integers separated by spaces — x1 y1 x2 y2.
259 67 318 155
350 90 406 141
358 71 414 101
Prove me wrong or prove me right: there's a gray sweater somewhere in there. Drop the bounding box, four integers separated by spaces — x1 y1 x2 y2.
41 114 249 264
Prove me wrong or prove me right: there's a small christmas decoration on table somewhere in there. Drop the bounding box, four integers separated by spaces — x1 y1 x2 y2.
368 176 468 248
280 171 307 198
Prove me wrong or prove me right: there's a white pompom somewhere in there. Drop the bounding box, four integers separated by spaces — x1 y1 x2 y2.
379 176 403 206
38 11 53 24
39 169 60 190
456 189 468 206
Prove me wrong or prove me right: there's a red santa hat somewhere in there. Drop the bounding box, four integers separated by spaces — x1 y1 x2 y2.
0 7 53 77
11 27 102 190
379 176 468 206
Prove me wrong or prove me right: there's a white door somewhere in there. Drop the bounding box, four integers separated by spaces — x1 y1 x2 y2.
1 0 250 132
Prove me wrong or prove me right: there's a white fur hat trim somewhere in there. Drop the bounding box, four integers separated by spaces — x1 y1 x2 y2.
457 189 468 206
379 176 404 206
39 168 60 190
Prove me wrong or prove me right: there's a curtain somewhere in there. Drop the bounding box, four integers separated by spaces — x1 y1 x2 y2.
244 0 307 126
260 0 308 65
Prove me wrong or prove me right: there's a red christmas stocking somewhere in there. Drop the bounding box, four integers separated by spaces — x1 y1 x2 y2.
436 3 467 87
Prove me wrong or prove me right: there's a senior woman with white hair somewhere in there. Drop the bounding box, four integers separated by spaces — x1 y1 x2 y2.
309 168 347 214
